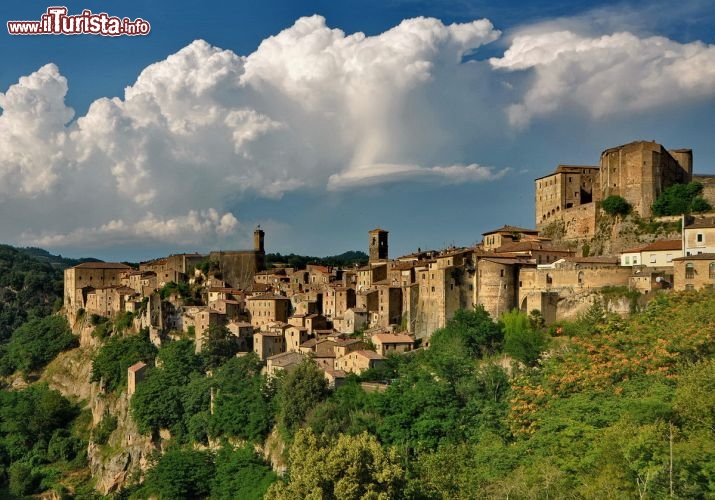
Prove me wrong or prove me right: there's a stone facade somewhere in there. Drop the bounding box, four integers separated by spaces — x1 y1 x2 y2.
683 215 715 256
600 141 691 218
673 254 715 291
535 165 599 227
369 228 389 263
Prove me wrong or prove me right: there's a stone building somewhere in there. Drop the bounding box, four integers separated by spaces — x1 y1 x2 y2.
64 262 132 319
600 141 691 218
209 228 266 290
246 293 291 329
683 215 715 256
534 140 702 240
673 254 715 291
127 362 148 396
369 228 389 263
482 226 540 251
371 333 414 356
253 331 286 360
535 165 600 227
620 240 682 267
336 350 385 375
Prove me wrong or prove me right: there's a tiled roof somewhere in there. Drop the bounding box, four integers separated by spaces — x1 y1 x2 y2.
74 261 131 270
247 293 290 301
372 333 414 344
482 225 538 236
673 253 715 261
621 239 682 253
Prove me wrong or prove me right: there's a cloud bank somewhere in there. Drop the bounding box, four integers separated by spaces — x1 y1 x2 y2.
1 13 714 254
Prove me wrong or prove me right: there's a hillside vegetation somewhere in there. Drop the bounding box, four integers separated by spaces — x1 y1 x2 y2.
1 245 715 498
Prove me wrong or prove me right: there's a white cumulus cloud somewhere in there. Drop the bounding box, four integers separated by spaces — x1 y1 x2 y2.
491 29 715 127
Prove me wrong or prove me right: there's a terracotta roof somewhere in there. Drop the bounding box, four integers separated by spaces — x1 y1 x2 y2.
351 350 385 360
621 240 682 253
247 293 290 301
482 225 538 236
496 241 573 253
323 368 347 378
685 217 715 229
267 351 305 366
673 253 715 261
372 333 414 344
128 361 147 372
570 256 620 265
74 261 131 270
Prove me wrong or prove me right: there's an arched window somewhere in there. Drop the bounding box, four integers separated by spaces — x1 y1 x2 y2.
546 273 553 285
709 262 715 279
578 271 585 286
685 263 695 279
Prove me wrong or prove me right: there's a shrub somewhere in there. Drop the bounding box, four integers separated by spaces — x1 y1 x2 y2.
601 195 631 216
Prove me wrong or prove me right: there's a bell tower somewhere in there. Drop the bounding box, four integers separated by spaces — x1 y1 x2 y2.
254 226 265 254
368 228 388 263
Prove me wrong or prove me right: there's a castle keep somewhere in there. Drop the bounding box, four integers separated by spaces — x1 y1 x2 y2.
536 140 699 238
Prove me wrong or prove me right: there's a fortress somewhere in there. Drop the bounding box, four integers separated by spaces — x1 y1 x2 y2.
535 140 713 240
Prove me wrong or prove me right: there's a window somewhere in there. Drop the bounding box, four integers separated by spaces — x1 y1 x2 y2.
666 254 673 263
710 263 715 279
697 233 704 243
625 256 630 265
650 254 657 264
546 273 553 285
686 263 695 279
633 257 638 265
500 270 504 277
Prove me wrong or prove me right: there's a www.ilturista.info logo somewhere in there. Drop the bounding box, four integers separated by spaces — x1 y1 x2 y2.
7 7 150 36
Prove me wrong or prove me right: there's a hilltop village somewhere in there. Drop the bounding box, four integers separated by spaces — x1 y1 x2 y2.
63 140 715 383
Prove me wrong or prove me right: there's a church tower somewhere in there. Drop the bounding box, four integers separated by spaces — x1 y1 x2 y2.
368 228 388 263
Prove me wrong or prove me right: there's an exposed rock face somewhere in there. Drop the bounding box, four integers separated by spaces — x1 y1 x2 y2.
89 391 156 495
554 290 633 321
41 346 156 495
263 427 288 476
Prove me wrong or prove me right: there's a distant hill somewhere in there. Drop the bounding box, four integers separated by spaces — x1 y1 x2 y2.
0 245 98 342
265 250 368 269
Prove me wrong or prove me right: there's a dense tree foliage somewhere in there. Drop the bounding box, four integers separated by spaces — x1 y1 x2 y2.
276 358 329 435
90 330 157 392
652 181 712 215
209 354 275 442
0 245 69 342
265 250 368 269
601 195 632 216
0 315 77 375
142 449 215 499
266 428 404 500
501 309 548 366
211 444 277 500
0 384 86 496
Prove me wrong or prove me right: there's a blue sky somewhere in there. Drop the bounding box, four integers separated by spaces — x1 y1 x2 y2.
1 0 714 261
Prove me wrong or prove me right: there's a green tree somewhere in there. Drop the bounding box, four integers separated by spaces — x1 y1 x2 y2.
266 428 404 500
601 195 632 216
430 306 503 359
200 324 239 371
143 449 215 499
210 355 274 442
211 445 277 500
90 330 157 392
501 309 548 366
276 359 329 435
652 181 711 215
0 315 76 375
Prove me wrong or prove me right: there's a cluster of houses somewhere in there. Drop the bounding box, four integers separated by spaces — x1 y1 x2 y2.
63 140 715 388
